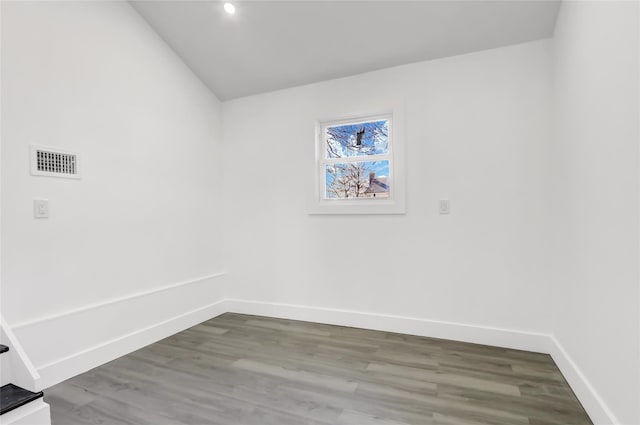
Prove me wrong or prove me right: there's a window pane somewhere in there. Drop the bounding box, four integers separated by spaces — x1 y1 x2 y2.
325 119 389 158
325 160 390 199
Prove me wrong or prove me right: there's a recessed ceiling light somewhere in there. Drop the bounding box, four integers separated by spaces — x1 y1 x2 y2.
224 3 236 14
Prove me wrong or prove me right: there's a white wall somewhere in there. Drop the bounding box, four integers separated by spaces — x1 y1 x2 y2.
1 1 226 387
3 2 637 422
224 40 553 338
551 1 640 424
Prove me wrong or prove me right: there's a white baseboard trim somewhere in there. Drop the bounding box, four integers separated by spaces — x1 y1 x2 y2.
11 272 226 330
37 299 227 389
548 336 618 425
227 298 620 425
1 315 42 392
7 272 227 389
225 298 552 354
8 292 617 424
0 399 50 425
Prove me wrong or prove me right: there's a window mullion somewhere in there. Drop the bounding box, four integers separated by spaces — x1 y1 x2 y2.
322 154 390 165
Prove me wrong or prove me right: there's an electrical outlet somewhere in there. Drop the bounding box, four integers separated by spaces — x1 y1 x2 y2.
439 199 450 215
34 199 49 218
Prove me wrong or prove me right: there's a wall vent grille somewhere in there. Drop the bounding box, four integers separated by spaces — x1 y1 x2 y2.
30 145 80 179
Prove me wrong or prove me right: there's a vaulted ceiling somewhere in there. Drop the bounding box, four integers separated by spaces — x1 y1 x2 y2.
131 1 561 100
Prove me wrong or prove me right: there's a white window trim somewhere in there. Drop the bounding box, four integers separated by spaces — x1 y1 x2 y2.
308 101 406 215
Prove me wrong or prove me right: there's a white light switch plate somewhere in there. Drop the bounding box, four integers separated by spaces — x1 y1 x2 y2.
34 199 49 218
439 199 450 214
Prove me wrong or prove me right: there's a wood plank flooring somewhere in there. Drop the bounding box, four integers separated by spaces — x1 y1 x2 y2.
45 313 593 425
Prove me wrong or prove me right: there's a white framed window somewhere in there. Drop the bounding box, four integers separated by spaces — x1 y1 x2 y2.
309 104 406 214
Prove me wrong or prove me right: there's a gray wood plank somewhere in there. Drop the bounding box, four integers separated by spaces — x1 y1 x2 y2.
46 313 593 425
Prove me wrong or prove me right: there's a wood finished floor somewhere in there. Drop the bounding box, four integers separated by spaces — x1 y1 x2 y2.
46 313 593 425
